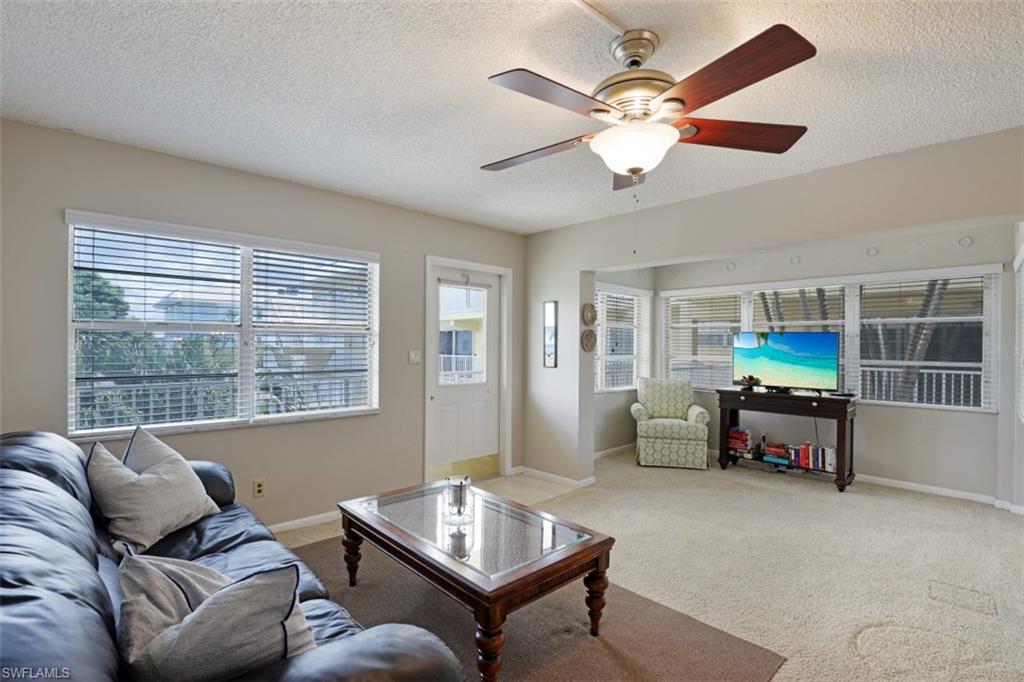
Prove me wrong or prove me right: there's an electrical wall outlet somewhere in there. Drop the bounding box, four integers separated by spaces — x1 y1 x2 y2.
408 349 422 365
253 479 266 498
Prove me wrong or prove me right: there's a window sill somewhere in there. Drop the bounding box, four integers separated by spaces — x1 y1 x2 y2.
68 406 380 442
595 387 639 395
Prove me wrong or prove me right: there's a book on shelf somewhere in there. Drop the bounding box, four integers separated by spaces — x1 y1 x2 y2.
726 429 838 473
727 426 755 459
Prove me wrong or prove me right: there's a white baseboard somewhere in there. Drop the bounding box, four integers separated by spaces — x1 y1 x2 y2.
518 466 596 489
994 499 1024 515
507 465 525 475
856 474 993 504
594 443 635 459
268 510 338 534
718 451 1023 514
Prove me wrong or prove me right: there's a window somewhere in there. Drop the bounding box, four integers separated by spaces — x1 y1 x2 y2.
437 284 486 385
594 287 651 391
752 285 846 390
663 293 740 388
859 276 994 409
69 218 379 435
659 269 1000 411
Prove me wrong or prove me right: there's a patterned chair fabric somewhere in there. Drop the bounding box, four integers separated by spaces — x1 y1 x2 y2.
631 377 709 469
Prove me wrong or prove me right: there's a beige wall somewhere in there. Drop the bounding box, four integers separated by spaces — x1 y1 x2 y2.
0 119 526 525
591 268 655 453
525 127 1024 497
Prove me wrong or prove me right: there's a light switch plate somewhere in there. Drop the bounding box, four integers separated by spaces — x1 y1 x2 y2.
408 350 422 365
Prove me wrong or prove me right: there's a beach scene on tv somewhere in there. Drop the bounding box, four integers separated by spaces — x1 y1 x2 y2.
732 331 840 391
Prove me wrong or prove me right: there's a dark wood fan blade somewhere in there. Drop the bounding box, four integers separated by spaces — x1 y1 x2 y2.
653 24 816 115
673 118 807 153
613 173 645 191
481 134 589 171
489 69 620 118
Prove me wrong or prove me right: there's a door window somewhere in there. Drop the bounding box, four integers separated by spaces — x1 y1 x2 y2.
438 284 486 385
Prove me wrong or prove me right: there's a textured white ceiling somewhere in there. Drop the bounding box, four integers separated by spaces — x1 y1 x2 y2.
2 2 1022 234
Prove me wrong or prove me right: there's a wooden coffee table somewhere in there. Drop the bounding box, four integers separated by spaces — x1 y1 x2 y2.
338 482 614 681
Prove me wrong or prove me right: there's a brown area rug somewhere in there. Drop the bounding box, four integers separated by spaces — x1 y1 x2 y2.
295 538 785 681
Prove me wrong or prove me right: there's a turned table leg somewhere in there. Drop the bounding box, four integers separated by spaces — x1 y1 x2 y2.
475 606 506 682
584 568 608 636
342 528 362 587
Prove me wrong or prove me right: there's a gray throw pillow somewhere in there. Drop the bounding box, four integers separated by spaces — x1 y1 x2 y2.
118 553 315 681
87 427 220 553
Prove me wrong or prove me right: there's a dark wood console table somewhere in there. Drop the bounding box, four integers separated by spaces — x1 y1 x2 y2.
716 388 857 492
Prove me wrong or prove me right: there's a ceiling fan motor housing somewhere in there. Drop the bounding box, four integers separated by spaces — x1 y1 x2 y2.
591 68 675 118
596 29 677 118
610 29 659 69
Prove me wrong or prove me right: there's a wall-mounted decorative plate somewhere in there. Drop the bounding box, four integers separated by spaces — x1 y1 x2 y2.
581 302 597 326
581 328 597 353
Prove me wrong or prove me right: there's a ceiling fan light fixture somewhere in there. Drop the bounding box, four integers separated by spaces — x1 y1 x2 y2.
589 120 680 175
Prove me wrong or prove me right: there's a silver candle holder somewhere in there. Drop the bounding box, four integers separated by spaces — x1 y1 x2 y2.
443 475 474 524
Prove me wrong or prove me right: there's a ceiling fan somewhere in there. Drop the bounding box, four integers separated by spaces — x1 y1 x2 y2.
482 24 816 190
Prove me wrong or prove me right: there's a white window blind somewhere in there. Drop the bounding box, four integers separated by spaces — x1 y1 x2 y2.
252 249 377 417
752 285 846 390
69 222 379 435
663 293 741 388
859 275 994 409
71 227 242 431
594 288 651 391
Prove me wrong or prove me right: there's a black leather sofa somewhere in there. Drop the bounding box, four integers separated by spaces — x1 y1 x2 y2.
0 431 461 681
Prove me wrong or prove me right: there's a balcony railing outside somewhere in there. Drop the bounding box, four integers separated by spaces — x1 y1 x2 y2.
439 354 484 385
859 366 982 407
74 373 369 429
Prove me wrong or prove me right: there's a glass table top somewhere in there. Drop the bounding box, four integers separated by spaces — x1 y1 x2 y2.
360 485 590 579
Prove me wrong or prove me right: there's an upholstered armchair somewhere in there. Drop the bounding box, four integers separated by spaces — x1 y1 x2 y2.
630 377 710 469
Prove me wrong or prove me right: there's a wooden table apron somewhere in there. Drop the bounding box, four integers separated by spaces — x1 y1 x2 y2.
338 486 614 682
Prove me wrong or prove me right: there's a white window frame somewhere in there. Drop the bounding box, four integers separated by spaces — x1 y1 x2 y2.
659 264 1002 413
65 210 380 440
1015 239 1024 422
594 283 652 393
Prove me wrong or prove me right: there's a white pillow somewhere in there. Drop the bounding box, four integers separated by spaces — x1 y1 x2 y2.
118 553 315 681
87 427 220 553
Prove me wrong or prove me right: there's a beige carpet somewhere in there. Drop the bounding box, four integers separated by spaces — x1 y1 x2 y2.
296 539 786 681
285 453 1024 680
537 453 1024 681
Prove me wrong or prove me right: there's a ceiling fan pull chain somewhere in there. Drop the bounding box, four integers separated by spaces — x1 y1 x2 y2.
632 182 639 255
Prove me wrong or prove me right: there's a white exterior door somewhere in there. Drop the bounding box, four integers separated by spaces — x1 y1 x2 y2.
426 265 500 471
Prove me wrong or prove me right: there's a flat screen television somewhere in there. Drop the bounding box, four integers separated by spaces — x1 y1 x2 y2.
732 331 840 392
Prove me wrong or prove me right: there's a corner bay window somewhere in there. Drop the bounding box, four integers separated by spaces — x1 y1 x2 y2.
69 217 379 434
662 271 998 411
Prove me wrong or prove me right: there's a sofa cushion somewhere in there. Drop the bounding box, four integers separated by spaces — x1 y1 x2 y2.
300 598 364 645
0 526 114 631
637 418 708 441
0 585 119 681
192 540 328 602
146 502 276 561
0 431 91 508
1 468 100 567
87 433 220 553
